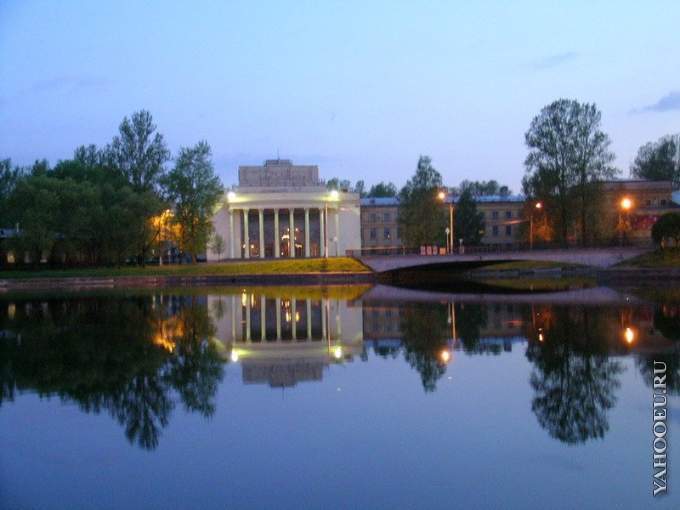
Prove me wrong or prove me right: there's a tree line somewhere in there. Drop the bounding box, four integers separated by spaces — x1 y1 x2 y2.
0 110 223 267
396 98 680 249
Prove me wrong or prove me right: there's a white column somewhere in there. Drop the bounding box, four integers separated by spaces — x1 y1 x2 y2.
306 299 312 340
334 208 340 256
289 209 295 258
291 298 297 340
322 298 327 341
228 210 234 259
258 209 265 259
275 297 281 341
274 209 280 258
304 208 310 258
231 295 236 341
260 295 266 341
319 207 325 257
246 294 251 342
243 209 250 259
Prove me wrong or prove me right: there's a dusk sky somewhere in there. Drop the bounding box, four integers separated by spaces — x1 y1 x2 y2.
1 0 679 192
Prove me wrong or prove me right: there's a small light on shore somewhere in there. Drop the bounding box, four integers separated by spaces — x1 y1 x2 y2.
624 327 635 344
440 349 451 363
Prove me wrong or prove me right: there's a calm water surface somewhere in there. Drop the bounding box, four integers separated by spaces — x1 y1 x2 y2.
0 284 678 510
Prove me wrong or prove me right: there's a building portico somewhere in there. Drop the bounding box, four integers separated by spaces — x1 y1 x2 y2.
208 160 361 260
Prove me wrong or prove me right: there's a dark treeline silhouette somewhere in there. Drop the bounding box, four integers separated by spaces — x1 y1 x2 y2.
0 294 224 449
0 110 223 268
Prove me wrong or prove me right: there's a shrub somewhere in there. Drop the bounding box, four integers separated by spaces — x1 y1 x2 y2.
652 212 680 247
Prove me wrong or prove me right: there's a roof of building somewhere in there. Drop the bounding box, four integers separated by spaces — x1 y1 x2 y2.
474 194 525 203
360 197 400 206
601 179 673 191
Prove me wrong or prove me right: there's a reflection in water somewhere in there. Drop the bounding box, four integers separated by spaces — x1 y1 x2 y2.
524 306 623 444
1 287 679 450
0 295 224 449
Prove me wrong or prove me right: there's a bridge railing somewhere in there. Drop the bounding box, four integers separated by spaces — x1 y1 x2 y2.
347 239 654 257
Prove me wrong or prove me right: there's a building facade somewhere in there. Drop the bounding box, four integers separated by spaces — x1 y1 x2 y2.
476 195 525 246
208 160 361 260
600 179 678 242
359 197 402 253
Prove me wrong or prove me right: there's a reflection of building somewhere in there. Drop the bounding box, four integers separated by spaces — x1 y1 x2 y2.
361 301 528 353
208 160 361 260
208 292 363 387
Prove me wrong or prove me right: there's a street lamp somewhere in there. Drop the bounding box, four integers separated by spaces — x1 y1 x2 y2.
437 191 454 254
324 190 340 258
529 201 543 250
619 196 633 246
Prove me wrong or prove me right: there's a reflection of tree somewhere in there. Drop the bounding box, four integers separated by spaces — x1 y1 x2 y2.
399 303 449 392
637 353 680 396
455 303 489 354
0 295 224 450
525 306 622 444
653 305 680 341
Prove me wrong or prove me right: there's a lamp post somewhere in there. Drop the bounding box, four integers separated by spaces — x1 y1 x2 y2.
437 191 454 254
324 189 339 258
529 201 543 250
619 196 632 246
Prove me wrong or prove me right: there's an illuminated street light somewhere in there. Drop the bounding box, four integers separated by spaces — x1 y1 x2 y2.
529 201 543 250
623 327 635 345
227 191 236 202
437 191 454 254
333 346 343 359
329 189 339 200
230 350 239 363
619 197 633 246
440 349 451 363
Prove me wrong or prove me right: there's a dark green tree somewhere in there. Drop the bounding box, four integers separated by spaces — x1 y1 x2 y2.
651 212 680 248
164 141 223 263
105 110 170 192
524 99 617 245
398 156 447 248
631 134 680 188
455 189 484 245
367 181 398 198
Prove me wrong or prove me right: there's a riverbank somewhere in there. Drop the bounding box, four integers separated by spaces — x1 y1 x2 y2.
0 258 375 292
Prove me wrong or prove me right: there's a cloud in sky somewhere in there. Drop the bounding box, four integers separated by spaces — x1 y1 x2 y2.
638 91 680 113
531 51 579 70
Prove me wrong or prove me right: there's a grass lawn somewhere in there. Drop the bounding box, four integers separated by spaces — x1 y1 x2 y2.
0 257 372 279
471 260 584 272
616 249 680 268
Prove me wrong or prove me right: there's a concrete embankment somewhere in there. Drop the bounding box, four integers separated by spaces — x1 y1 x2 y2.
0 272 376 293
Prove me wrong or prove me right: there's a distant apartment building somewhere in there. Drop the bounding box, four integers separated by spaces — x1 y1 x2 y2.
600 179 678 242
476 195 525 246
359 197 403 253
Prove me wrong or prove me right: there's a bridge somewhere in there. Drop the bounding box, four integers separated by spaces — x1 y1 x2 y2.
358 247 650 273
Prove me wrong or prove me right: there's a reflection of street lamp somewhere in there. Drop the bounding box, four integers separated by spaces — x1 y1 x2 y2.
619 196 633 246
437 191 454 254
529 201 543 250
623 327 636 345
440 349 451 363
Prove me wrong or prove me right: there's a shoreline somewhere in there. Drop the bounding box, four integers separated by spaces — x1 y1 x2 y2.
0 271 376 292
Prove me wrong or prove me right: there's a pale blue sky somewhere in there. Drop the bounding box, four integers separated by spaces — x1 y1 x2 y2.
1 0 679 192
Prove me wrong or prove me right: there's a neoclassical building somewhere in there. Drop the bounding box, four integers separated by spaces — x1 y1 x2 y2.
208 159 361 260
